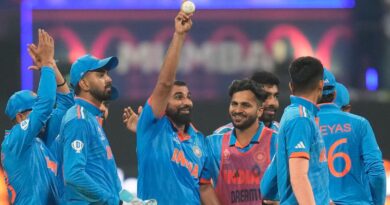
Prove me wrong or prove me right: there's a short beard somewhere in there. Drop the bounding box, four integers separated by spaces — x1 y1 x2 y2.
166 106 192 126
90 87 111 102
260 115 273 126
231 114 258 130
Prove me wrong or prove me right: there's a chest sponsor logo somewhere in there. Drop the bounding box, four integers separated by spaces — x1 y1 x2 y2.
171 148 199 178
230 188 262 204
222 165 261 185
71 140 84 153
20 119 30 130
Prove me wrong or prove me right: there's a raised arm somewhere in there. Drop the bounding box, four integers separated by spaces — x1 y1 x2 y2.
148 11 192 117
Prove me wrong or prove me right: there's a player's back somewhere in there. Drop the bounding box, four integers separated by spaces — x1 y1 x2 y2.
318 103 382 205
1 127 60 205
277 96 329 205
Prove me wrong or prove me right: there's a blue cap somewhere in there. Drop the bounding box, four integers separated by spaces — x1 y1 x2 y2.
70 54 119 100
334 82 350 107
323 68 336 95
5 90 37 120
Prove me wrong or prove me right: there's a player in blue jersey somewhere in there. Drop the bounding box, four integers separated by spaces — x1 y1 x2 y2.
276 56 329 205
1 29 64 205
318 71 386 205
122 11 218 205
213 71 280 135
200 79 276 205
334 82 351 112
58 53 122 204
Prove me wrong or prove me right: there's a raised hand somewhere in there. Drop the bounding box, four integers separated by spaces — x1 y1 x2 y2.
27 43 42 71
36 29 55 68
175 11 193 35
123 106 143 133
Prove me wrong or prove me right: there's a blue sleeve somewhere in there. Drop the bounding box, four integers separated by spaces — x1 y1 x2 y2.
360 119 386 205
286 117 312 160
136 100 162 153
200 135 223 186
270 131 277 158
63 119 118 204
261 156 279 200
9 67 56 156
43 92 75 147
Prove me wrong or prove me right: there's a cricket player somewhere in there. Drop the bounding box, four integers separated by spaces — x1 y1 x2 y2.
200 79 275 205
318 71 386 205
123 11 215 204
213 71 280 135
276 56 329 205
58 54 122 204
334 82 351 112
1 29 62 204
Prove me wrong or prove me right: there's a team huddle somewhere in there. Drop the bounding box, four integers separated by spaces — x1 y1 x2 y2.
2 10 386 205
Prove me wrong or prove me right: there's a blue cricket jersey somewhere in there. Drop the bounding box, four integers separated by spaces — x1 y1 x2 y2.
1 67 62 205
59 98 121 204
44 92 75 148
213 121 279 158
276 96 329 205
203 122 277 185
318 103 386 205
136 100 208 204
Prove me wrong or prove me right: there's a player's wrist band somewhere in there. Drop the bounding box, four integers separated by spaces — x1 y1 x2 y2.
57 79 66 87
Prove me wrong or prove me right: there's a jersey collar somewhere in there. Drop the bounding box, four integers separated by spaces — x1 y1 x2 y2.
169 121 199 142
229 123 264 148
75 97 103 117
318 103 340 111
290 95 319 116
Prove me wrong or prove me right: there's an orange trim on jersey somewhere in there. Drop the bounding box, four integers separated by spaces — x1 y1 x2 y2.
234 141 247 149
299 106 303 117
96 116 103 126
200 178 211 184
315 117 320 126
290 152 310 160
177 131 190 142
77 106 81 119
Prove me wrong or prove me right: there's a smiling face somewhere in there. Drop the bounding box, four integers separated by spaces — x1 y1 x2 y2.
166 85 193 126
229 90 263 131
260 84 279 125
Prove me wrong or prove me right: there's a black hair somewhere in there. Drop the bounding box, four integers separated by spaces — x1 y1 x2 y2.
319 93 335 104
74 84 81 96
289 56 324 93
250 71 280 87
174 80 187 86
228 79 268 104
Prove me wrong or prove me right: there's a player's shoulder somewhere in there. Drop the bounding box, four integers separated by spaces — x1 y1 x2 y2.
63 104 90 123
343 112 370 128
212 122 234 135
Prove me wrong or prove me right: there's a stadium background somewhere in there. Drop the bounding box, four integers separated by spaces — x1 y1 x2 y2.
0 0 389 204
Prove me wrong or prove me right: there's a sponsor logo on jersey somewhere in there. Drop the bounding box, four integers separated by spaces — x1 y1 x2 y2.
20 119 30 130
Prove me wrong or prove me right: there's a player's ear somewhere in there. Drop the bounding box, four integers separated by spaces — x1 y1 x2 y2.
289 82 294 93
79 78 89 92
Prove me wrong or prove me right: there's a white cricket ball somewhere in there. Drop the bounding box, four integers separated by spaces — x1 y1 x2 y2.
181 1 196 14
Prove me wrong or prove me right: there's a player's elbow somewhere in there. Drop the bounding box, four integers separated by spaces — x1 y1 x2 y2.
64 169 81 187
